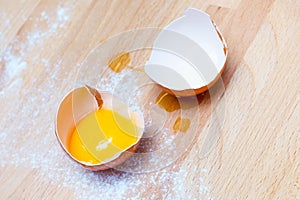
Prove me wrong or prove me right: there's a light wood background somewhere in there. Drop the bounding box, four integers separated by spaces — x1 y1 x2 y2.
0 0 299 199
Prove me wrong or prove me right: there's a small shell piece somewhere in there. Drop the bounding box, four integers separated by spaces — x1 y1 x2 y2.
55 86 144 171
145 8 228 96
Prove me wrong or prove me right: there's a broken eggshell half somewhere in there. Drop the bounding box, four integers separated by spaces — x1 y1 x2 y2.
144 8 228 96
55 86 144 171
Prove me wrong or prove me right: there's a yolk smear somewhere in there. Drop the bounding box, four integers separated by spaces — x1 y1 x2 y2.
156 91 180 112
68 109 139 164
68 127 99 164
173 117 191 133
108 52 130 73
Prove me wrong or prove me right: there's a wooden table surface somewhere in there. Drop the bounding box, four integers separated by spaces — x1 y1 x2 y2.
0 0 299 199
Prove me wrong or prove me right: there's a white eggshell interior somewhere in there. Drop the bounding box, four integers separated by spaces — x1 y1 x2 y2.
145 8 227 91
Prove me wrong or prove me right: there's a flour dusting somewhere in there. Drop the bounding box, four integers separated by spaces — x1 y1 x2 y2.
0 3 214 200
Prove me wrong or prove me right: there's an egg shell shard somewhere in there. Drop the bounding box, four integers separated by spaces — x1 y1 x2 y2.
145 8 227 96
55 86 144 171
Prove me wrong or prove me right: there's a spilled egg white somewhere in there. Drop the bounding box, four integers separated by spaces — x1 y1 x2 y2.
55 86 144 171
144 8 228 96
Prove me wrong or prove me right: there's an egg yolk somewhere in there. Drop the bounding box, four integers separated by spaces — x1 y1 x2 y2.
68 108 139 164
156 91 180 112
108 52 130 73
173 117 191 133
68 127 99 164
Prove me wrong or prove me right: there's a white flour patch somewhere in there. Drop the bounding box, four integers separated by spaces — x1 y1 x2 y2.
1 13 10 27
3 54 27 79
0 3 71 87
57 6 70 22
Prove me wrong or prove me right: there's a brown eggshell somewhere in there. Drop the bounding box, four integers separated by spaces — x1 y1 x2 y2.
55 86 144 171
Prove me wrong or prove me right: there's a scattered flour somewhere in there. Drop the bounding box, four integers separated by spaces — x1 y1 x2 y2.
3 53 27 78
0 3 71 88
2 13 10 27
0 3 214 200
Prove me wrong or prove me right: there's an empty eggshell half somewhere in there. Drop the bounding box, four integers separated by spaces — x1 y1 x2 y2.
144 8 228 96
55 86 144 171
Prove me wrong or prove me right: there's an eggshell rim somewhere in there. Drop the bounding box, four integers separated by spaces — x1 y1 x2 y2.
145 9 228 95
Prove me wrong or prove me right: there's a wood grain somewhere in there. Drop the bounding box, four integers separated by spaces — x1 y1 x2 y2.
0 0 299 199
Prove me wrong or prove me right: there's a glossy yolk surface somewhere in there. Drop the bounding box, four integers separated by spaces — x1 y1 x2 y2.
68 108 139 164
68 127 99 164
